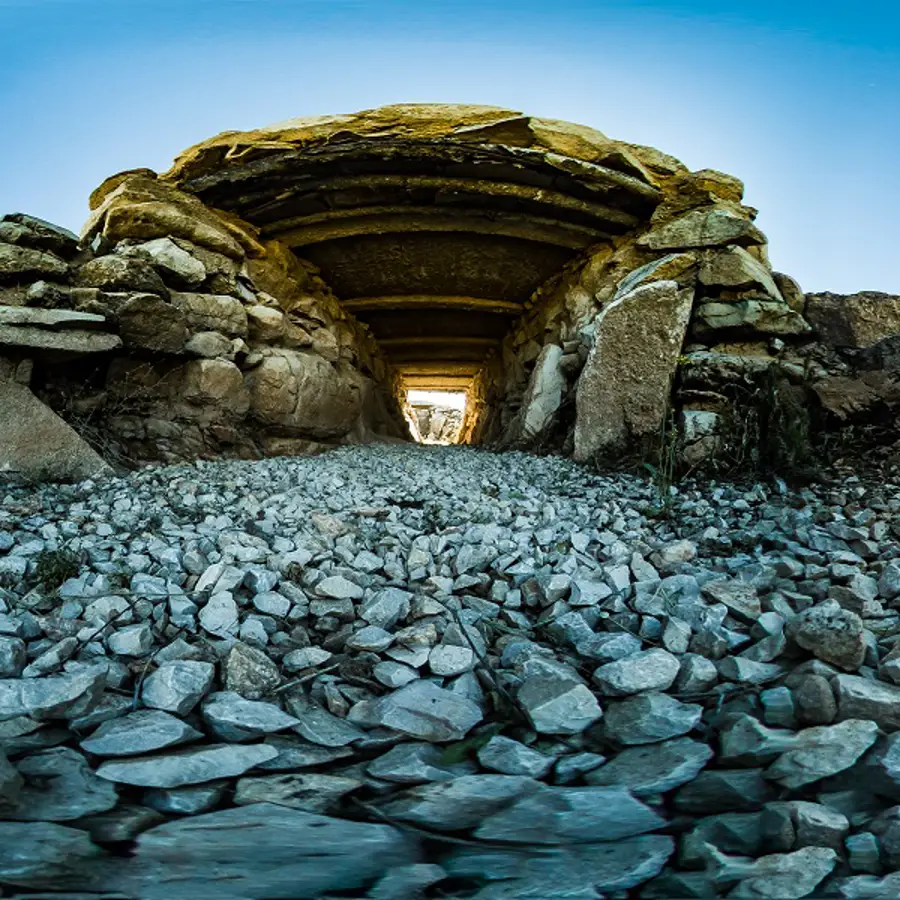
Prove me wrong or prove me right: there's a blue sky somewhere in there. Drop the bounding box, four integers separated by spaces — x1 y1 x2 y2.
1 0 898 293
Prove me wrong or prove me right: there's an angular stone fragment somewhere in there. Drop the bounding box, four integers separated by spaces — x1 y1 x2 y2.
284 693 365 747
0 636 26 678
638 206 766 250
283 646 333 671
0 382 112 482
441 835 674 895
78 253 168 294
96 743 278 788
107 622 153 656
141 660 215 715
367 742 470 784
315 574 364 600
575 630 643 664
586 736 712 795
711 845 837 899
517 676 602 735
0 665 106 722
224 641 281 699
793 674 838 726
592 648 680 696
126 237 207 286
1 212 79 256
680 811 765 865
766 719 879 789
837 871 900 899
835 674 900 730
702 578 762 623
0 242 68 279
675 769 777 814
198 591 240 637
767 800 849 850
7 747 118 821
144 782 227 815
574 281 693 460
603 692 702 745
234 772 362 814
476 735 556 778
696 298 810 335
373 660 419 688
0 821 106 890
474 785 665 844
429 644 475 676
517 343 565 438
787 600 866 671
719 715 795 764
717 656 784 684
201 692 300 742
349 680 481 742
377 774 540 831
360 587 412 629
115 803 418 900
699 245 783 299
80 709 202 756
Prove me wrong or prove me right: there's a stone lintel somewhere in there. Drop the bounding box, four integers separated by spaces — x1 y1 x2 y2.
343 295 522 315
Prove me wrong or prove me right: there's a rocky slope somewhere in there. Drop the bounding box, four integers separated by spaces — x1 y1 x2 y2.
1 445 900 898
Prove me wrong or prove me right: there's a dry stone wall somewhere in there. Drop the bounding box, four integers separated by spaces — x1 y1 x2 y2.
461 149 897 467
0 179 411 478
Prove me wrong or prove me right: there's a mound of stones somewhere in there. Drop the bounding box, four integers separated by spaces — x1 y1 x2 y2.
0 445 899 897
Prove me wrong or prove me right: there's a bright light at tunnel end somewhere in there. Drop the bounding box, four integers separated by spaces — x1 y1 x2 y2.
407 390 467 410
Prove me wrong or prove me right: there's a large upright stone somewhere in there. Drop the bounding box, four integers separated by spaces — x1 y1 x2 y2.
0 381 111 482
518 343 565 439
574 280 693 460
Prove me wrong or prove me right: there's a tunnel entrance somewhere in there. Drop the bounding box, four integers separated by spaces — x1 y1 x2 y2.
162 103 664 446
60 102 793 469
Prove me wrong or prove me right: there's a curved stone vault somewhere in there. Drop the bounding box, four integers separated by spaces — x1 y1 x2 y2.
160 105 663 392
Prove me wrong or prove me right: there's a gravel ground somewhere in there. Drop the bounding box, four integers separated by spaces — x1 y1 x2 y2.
1 444 900 899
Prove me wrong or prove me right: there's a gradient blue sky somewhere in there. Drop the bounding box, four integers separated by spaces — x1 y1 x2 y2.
1 0 898 292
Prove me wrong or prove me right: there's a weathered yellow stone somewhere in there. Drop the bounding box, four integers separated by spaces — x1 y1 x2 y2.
83 175 250 260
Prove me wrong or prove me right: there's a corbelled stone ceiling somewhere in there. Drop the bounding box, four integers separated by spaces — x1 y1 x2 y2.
163 104 664 390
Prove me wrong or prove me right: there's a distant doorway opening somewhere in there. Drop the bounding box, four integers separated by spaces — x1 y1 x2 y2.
407 390 467 444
